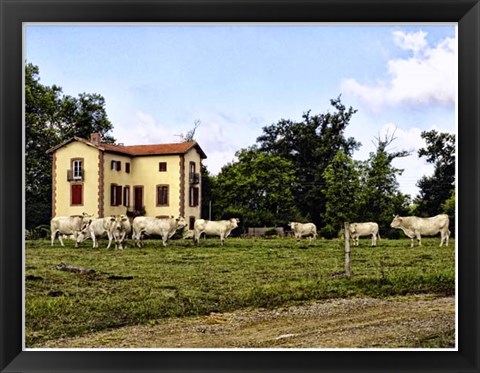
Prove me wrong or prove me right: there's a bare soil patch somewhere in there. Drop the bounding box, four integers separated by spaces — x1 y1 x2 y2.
39 294 455 349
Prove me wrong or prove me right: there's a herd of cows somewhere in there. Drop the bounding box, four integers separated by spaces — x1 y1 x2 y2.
49 212 451 249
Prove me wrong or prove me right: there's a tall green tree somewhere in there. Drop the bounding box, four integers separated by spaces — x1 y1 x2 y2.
257 96 360 227
415 130 455 217
25 63 115 229
213 147 301 228
200 163 216 220
359 133 411 236
322 150 362 238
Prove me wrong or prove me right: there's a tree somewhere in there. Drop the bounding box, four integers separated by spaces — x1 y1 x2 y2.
176 119 201 142
322 150 362 238
25 63 115 229
200 164 216 220
415 130 455 217
213 147 301 228
358 132 411 236
257 96 360 227
25 64 64 229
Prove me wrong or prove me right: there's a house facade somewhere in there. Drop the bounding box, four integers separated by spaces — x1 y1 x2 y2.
47 133 207 230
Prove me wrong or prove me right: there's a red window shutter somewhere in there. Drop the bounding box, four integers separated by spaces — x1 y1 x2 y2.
72 185 83 205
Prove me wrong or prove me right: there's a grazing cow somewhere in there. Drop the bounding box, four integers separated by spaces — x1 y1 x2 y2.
289 222 317 243
193 218 239 246
50 212 93 247
79 216 118 249
112 215 132 249
132 216 186 247
390 214 450 247
349 222 380 247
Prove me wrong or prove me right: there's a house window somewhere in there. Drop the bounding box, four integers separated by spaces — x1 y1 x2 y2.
123 186 130 207
72 159 83 180
111 160 122 171
189 162 196 174
111 184 122 206
126 162 130 173
159 162 167 172
71 184 83 205
189 187 199 207
157 185 169 206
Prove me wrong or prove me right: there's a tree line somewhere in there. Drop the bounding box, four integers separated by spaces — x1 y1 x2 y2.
26 63 455 238
202 99 455 238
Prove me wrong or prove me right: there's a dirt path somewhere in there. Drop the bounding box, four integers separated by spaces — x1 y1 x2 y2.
40 294 455 349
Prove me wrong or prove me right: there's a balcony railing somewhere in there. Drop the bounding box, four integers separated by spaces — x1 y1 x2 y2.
67 169 84 182
189 172 200 184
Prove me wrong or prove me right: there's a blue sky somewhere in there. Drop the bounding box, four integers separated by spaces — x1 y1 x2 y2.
25 24 457 197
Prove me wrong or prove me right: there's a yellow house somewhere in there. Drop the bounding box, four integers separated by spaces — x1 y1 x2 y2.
47 133 207 230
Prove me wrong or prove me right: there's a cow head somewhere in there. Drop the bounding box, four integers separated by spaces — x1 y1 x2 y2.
349 223 357 233
288 222 297 230
175 216 187 229
230 218 239 229
390 215 402 228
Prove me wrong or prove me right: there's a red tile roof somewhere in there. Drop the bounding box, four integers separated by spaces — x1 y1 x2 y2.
47 137 207 159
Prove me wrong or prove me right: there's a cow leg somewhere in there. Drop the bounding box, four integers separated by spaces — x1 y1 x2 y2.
58 233 65 247
416 234 422 247
106 232 113 249
162 236 168 247
51 230 58 246
119 232 125 249
91 232 97 248
372 234 376 247
134 231 142 248
220 233 225 246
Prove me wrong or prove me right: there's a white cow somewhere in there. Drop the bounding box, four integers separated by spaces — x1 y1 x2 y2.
112 215 132 249
50 213 93 247
193 218 239 246
79 216 117 249
349 222 380 247
390 214 450 247
289 222 317 243
132 216 186 247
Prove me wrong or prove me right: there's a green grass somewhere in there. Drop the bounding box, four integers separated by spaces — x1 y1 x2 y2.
25 236 455 346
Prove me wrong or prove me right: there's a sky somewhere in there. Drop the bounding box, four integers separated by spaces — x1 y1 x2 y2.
25 23 457 198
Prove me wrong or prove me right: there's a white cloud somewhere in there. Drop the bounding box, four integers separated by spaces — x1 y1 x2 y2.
341 31 457 112
113 110 261 175
114 111 180 145
393 30 428 54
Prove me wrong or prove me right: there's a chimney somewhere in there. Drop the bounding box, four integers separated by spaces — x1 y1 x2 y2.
90 133 101 145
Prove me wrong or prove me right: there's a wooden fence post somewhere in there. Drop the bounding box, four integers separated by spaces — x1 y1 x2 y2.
344 222 351 278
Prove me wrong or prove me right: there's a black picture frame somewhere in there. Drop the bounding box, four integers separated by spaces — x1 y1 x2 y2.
1 0 479 372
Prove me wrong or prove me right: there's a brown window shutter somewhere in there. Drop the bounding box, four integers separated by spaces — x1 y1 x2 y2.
126 163 130 173
117 161 121 171
194 187 199 206
116 185 123 205
111 184 115 206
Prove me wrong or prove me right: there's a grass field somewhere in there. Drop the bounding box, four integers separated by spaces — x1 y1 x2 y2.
25 236 455 347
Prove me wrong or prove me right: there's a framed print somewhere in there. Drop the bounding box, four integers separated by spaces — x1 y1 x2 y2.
1 0 479 372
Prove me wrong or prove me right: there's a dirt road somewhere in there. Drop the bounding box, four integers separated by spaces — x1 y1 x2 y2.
40 294 455 349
